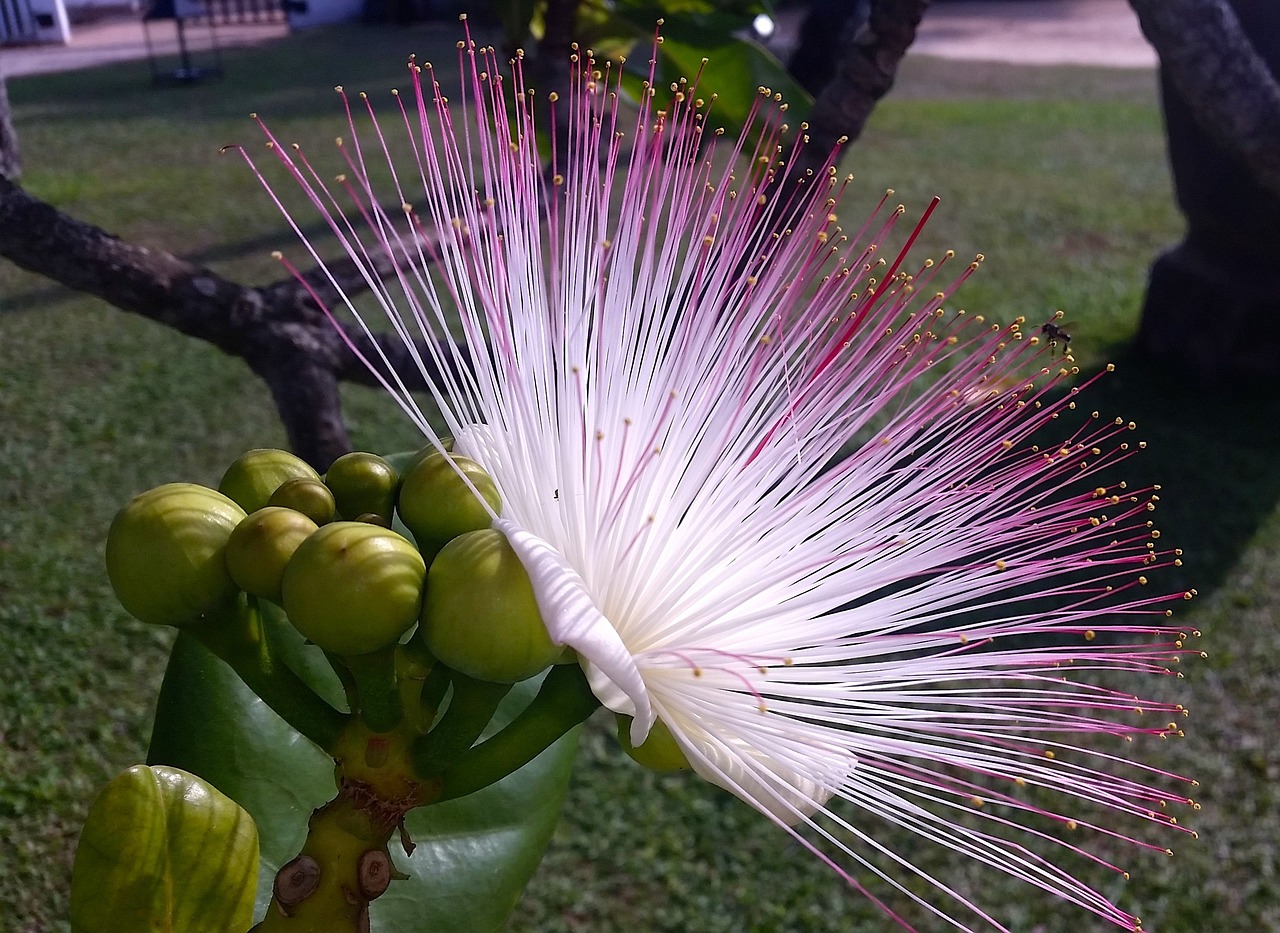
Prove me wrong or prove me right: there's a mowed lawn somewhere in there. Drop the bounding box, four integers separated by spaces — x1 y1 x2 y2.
3 21 1278 933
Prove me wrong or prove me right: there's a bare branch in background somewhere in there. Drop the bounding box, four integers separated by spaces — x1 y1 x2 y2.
0 174 447 470
0 0 926 466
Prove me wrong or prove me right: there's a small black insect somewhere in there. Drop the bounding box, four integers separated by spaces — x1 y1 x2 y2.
1041 320 1072 351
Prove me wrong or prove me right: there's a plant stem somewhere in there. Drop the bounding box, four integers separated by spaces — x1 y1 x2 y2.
342 646 404 734
411 673 512 777
250 791 395 933
253 714 442 931
436 664 598 801
194 597 349 752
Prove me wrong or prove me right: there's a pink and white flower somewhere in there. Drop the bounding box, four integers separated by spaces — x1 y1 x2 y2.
241 26 1197 932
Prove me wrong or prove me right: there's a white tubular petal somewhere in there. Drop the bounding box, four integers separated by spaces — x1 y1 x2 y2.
692 737 846 828
497 519 655 737
450 423 495 462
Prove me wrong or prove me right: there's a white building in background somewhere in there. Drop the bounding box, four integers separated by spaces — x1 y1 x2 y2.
1 0 362 45
1 0 72 44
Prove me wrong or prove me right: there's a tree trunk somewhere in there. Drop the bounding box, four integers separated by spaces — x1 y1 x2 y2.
787 0 868 96
780 0 929 188
1130 0 1280 197
1131 0 1280 382
0 75 20 181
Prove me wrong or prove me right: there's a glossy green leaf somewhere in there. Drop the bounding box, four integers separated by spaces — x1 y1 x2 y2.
147 608 581 932
657 32 810 136
70 765 258 933
588 2 811 141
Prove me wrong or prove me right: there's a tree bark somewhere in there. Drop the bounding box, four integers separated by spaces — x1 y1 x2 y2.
1130 0 1280 382
0 75 20 181
0 175 446 470
787 0 867 96
1129 0 1280 199
783 0 929 186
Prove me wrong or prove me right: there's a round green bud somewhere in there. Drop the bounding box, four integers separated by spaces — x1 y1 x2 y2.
219 448 320 515
384 439 451 480
397 453 501 554
106 483 246 627
282 521 425 657
267 477 335 525
418 528 559 684
324 452 398 523
70 765 258 933
224 507 320 605
617 715 691 772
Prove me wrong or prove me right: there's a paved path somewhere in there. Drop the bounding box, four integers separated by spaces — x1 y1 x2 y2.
0 16 287 78
912 0 1155 69
0 0 1153 80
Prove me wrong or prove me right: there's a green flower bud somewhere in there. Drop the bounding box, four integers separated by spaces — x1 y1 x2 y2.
282 521 425 657
384 438 452 480
218 448 320 514
70 765 258 933
324 452 398 523
106 483 246 628
418 528 559 684
397 452 501 555
224 507 320 605
267 477 336 525
617 714 691 772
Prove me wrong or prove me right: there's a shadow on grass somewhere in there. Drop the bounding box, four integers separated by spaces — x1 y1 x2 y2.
977 339 1280 636
1091 340 1280 600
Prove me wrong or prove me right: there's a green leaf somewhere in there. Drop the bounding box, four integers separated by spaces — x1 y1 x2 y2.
70 764 258 933
660 32 811 136
147 614 580 933
597 3 811 141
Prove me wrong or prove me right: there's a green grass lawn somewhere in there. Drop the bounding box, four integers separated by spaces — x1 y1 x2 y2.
4 24 1279 933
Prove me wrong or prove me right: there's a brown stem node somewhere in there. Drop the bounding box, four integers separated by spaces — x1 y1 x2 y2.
272 855 321 916
357 848 393 900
